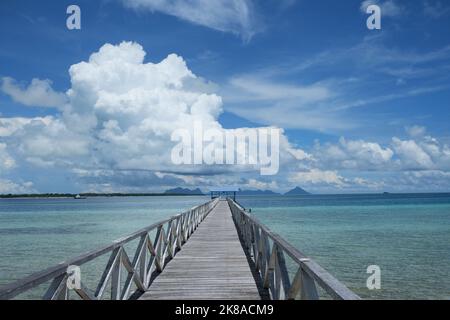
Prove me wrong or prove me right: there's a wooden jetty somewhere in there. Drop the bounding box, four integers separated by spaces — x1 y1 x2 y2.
140 200 260 300
0 198 360 300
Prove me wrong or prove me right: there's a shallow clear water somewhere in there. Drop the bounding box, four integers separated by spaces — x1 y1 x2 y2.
238 194 450 300
0 194 449 300
0 196 209 287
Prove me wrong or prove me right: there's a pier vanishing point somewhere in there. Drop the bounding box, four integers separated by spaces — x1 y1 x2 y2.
0 196 360 300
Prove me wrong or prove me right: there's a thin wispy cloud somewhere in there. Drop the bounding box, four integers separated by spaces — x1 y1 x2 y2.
424 1 450 18
120 0 260 40
222 75 351 132
360 0 405 17
221 33 450 132
228 76 332 103
283 36 450 74
335 85 450 111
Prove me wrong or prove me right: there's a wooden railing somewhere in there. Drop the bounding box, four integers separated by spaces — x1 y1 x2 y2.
0 198 219 300
228 198 360 300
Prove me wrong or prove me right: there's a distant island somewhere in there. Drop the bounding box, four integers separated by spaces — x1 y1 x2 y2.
284 186 311 195
0 191 206 198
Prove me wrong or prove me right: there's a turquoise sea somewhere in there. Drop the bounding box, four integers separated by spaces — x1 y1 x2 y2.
0 194 449 300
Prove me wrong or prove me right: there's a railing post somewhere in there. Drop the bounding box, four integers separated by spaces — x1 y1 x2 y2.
263 237 275 290
254 227 263 272
43 274 68 300
139 237 147 288
287 268 302 299
274 250 281 299
154 226 164 272
252 224 260 264
181 214 187 242
176 216 182 250
111 247 122 300
166 221 174 259
300 268 319 300
275 245 291 299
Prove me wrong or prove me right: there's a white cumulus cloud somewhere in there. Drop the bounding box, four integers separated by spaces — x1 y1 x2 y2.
0 143 15 171
392 137 434 169
406 125 426 137
0 41 307 191
313 137 393 170
0 117 52 137
0 179 35 194
2 41 449 194
1 77 67 108
289 169 346 187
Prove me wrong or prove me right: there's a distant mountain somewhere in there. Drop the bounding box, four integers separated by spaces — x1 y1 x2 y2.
238 189 280 196
284 187 311 195
164 188 204 195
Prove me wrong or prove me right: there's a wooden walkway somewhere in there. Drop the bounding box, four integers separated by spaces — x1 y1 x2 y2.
139 200 261 300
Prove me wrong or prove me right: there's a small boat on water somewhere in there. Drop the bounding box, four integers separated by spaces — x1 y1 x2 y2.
74 194 87 199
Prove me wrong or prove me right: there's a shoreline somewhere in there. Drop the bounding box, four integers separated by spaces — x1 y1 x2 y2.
1 192 450 200
0 193 207 199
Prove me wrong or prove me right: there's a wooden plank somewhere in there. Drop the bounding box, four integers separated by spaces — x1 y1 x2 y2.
139 200 261 300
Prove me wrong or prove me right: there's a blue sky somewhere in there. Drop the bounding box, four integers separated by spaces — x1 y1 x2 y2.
0 0 450 193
